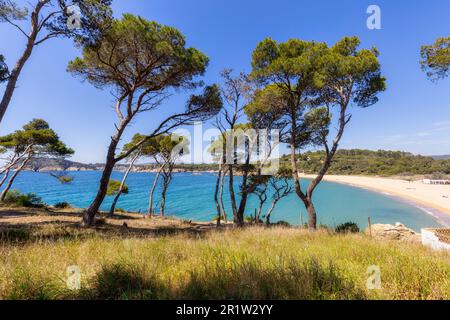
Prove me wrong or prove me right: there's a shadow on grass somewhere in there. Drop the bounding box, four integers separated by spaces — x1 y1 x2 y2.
73 258 367 300
0 220 213 244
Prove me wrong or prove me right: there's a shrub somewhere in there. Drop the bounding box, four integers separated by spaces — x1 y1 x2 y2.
54 202 71 209
244 215 253 223
2 190 44 208
58 176 74 184
107 180 128 196
335 222 360 234
244 215 263 224
274 220 291 227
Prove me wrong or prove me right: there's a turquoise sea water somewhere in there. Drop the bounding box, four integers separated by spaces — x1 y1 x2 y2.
5 171 445 232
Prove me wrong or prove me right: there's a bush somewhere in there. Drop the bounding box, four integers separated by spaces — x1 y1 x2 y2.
274 220 291 227
107 180 128 196
58 176 74 184
2 190 44 208
54 202 71 209
335 222 360 234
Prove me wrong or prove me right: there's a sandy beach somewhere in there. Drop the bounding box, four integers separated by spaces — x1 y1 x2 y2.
301 174 450 226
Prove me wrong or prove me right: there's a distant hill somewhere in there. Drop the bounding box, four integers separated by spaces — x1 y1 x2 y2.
24 149 450 176
280 149 450 176
24 158 218 173
432 155 450 160
26 158 99 172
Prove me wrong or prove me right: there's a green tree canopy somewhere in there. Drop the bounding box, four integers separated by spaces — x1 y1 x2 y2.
68 14 208 95
0 118 74 157
67 13 222 226
0 0 113 124
420 36 450 81
107 179 128 196
0 0 113 45
0 119 74 201
318 36 386 108
248 36 385 229
122 133 189 161
0 54 8 82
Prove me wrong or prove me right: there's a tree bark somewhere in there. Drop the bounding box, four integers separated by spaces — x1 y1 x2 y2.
160 182 169 216
228 164 239 224
219 169 227 223
109 153 139 216
235 141 252 225
305 198 317 229
159 163 173 217
236 172 249 225
0 169 11 189
289 126 316 229
0 155 31 201
0 1 46 123
256 197 266 223
214 165 223 226
266 202 276 225
82 134 121 226
148 164 164 217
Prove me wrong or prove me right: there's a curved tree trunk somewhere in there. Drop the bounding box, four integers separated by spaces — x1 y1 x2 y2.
228 165 239 224
83 135 121 226
0 155 31 201
288 128 317 229
159 162 174 217
0 1 45 124
236 145 251 225
219 168 227 223
266 202 277 225
255 195 266 224
214 165 223 226
304 197 317 230
160 183 169 216
109 153 139 216
148 164 164 217
0 169 11 189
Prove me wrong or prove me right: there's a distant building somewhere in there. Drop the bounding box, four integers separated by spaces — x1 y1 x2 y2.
422 179 450 185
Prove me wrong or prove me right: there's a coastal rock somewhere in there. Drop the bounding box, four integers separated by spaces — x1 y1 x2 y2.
366 223 420 242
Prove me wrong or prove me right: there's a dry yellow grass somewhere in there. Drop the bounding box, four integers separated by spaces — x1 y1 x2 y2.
0 208 449 300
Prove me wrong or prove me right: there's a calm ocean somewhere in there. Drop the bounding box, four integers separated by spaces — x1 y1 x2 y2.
6 171 445 231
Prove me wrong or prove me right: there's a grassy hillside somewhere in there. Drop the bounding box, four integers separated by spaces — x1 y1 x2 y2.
0 210 448 300
281 149 450 176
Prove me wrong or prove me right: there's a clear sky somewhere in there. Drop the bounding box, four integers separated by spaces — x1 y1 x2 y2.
1 0 449 163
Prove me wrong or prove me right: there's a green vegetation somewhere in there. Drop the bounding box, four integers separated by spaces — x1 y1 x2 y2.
1 190 44 208
0 0 113 123
248 36 386 229
0 54 8 82
335 222 360 234
57 176 74 184
54 202 71 209
68 13 222 226
420 36 450 81
106 180 129 196
0 2 449 303
280 149 450 176
0 119 74 202
0 225 448 300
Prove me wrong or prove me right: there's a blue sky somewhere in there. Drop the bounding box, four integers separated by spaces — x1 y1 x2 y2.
1 0 449 163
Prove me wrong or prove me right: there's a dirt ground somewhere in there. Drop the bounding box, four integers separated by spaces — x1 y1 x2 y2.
0 207 226 240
